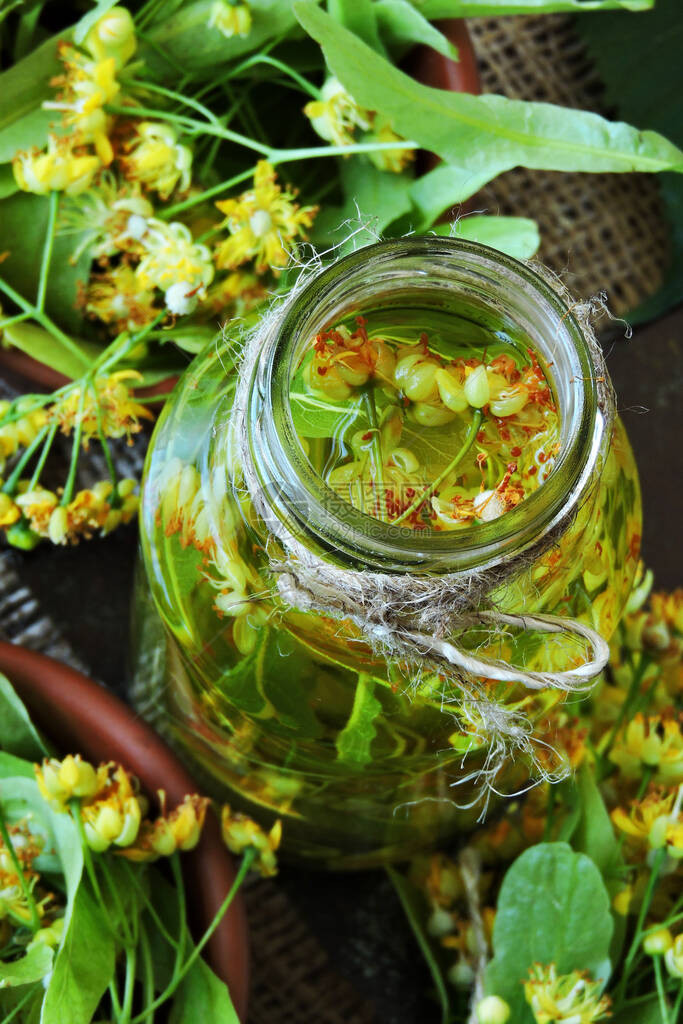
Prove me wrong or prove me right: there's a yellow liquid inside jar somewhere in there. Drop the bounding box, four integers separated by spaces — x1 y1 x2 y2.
133 239 642 868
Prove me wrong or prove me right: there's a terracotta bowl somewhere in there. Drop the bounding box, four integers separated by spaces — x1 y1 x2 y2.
0 640 250 1023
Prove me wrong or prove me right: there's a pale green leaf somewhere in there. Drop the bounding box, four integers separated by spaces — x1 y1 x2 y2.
611 998 664 1024
572 766 621 877
410 165 500 229
328 0 386 54
41 882 116 1024
294 3 683 176
336 675 382 766
0 672 48 759
0 165 19 199
0 944 52 989
435 215 541 259
0 751 35 779
168 956 240 1024
415 0 653 14
0 34 64 163
2 322 99 380
375 0 458 61
311 160 414 250
485 843 613 1022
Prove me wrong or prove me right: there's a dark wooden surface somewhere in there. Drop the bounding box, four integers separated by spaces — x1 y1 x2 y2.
3 304 682 1023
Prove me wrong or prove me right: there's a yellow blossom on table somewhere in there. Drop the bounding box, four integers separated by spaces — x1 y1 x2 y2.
120 122 193 200
0 399 47 472
611 787 679 852
13 134 100 196
80 764 144 852
15 479 138 545
83 6 136 68
120 793 210 862
84 264 159 333
524 963 611 1024
43 42 120 164
214 160 317 274
610 713 683 785
365 116 414 174
208 0 252 37
303 77 370 147
221 805 282 877
137 219 214 310
35 754 99 810
48 370 153 446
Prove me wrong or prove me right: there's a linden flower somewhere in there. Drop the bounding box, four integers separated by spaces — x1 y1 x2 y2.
611 787 680 853
120 794 209 862
15 479 138 545
120 122 193 200
157 459 215 555
666 934 683 979
609 713 683 785
43 43 120 164
84 264 159 333
208 0 252 37
137 219 214 308
0 398 47 473
35 755 98 811
214 160 317 274
524 963 611 1024
204 270 267 315
303 77 370 147
48 370 153 446
220 805 282 877
365 116 414 174
13 134 100 196
80 764 144 852
60 171 154 262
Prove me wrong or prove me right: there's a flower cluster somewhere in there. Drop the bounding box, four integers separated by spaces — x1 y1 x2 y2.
220 805 282 877
523 963 611 1024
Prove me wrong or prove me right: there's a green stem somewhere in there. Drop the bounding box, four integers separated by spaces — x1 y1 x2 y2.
360 387 387 522
100 856 134 946
126 78 223 126
655 956 671 1024
0 277 91 369
69 801 106 910
119 861 180 951
160 167 255 219
600 653 650 766
92 382 120 501
1 424 49 495
105 103 272 155
2 984 39 1023
393 409 483 525
138 921 156 1024
119 945 137 1024
616 847 667 1003
36 190 58 312
229 53 321 98
109 979 123 1020
672 981 683 1022
28 422 58 491
0 805 41 932
0 311 32 330
129 849 256 1023
60 385 86 506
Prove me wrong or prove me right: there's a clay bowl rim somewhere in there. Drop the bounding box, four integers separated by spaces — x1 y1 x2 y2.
0 640 250 1023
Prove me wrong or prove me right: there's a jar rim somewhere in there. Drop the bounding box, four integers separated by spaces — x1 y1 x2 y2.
247 237 605 573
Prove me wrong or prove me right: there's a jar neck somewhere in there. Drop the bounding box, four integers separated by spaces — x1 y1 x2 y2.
245 237 606 574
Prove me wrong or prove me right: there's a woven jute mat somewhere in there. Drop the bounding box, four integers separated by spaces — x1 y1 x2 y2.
469 14 670 315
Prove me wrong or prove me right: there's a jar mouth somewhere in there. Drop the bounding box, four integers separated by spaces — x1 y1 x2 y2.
247 237 604 573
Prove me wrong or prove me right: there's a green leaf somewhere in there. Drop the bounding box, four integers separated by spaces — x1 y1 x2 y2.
415 0 653 14
336 674 382 766
139 0 304 79
41 881 116 1024
0 943 52 989
0 33 63 163
610 998 664 1024
0 751 35 779
0 165 18 199
375 0 458 61
168 955 240 1024
485 843 613 1022
0 672 48 759
0 192 92 336
294 3 683 176
386 868 451 1024
409 164 500 230
434 215 541 260
572 766 621 876
328 0 386 54
2 321 98 380
311 159 414 250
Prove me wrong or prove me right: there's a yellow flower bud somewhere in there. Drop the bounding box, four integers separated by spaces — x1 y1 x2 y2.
643 928 673 956
48 506 69 545
409 402 457 427
35 755 98 810
476 996 511 1024
0 493 20 527
665 934 683 979
208 0 252 38
84 6 136 67
435 368 468 412
464 364 490 408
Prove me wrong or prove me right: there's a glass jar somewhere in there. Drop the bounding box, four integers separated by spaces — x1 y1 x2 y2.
132 238 641 868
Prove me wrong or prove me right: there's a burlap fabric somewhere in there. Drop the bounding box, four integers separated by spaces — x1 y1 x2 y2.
468 14 670 315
